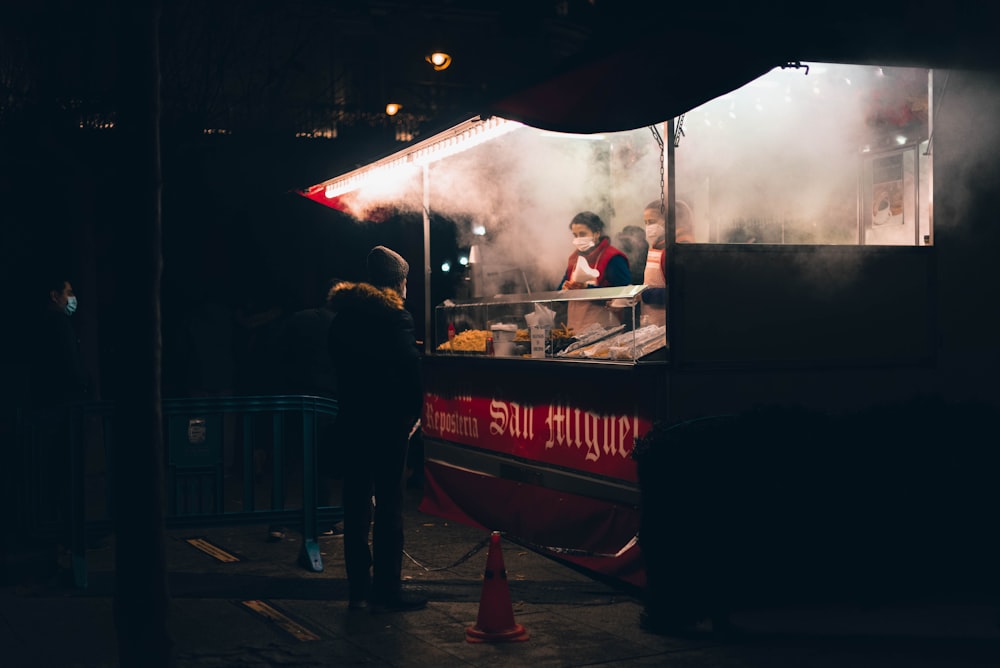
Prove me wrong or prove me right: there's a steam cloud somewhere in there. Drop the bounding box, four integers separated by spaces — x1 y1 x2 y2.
337 62 1000 294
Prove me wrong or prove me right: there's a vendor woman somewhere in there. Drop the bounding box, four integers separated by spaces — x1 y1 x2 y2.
559 211 630 333
641 199 695 327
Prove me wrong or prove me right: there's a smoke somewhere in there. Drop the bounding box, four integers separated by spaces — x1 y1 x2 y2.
335 124 662 291
336 61 958 293
419 125 663 291
676 63 932 245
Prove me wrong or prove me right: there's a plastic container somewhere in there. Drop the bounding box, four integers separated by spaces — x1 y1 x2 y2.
490 324 517 357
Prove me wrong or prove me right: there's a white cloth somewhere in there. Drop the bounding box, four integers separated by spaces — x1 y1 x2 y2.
571 255 600 285
642 247 666 327
568 301 611 333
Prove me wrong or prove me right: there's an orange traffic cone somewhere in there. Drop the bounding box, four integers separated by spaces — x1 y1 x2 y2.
466 531 530 643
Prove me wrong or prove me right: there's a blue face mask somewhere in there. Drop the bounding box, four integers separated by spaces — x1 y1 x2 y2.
64 296 78 316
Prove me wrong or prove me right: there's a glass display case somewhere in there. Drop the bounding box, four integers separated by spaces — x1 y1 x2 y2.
433 285 665 362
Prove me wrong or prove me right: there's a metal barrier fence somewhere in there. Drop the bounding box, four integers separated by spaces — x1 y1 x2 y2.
17 395 341 588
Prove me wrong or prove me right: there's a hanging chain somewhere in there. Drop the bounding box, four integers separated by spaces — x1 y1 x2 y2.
649 123 663 150
659 137 666 215
650 124 666 215
673 113 685 147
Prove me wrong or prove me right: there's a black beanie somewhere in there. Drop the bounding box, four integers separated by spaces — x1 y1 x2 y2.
367 245 409 288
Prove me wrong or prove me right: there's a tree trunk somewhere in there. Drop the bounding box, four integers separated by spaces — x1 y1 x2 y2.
112 1 172 665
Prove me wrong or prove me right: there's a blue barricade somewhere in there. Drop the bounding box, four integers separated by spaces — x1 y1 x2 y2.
17 395 341 588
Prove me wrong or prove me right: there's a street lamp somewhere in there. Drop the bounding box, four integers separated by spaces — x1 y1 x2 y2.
425 51 452 71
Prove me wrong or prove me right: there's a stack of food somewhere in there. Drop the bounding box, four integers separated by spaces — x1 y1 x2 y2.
557 324 666 360
436 329 491 353
549 323 575 354
556 323 625 357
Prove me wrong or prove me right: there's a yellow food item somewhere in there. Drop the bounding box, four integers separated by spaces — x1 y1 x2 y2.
514 329 530 341
436 329 490 352
550 323 574 340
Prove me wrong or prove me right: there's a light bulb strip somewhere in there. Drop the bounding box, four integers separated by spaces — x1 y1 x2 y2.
321 115 521 199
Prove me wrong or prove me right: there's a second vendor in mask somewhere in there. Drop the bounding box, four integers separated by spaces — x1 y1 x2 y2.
641 199 695 327
559 211 630 333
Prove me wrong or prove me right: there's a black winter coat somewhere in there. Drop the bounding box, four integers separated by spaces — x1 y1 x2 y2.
28 305 90 407
326 282 422 435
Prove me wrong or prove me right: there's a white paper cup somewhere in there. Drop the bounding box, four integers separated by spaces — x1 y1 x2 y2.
493 340 515 356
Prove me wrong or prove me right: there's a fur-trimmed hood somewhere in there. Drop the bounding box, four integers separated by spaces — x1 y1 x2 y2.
327 281 405 318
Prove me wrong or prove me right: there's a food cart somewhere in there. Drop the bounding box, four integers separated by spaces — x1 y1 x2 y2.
299 60 942 587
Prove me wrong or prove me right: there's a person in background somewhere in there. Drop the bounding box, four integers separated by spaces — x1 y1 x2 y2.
268 277 345 542
24 275 92 581
559 211 631 333
615 224 649 286
327 246 425 613
233 286 286 397
29 277 90 407
641 199 695 328
170 282 238 473
233 284 287 485
281 277 342 400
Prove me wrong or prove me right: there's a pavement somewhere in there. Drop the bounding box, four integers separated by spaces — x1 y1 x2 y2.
3 485 1000 668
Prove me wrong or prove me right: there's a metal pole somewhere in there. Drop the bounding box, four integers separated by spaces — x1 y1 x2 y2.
423 164 432 354
665 119 676 247
298 404 323 572
857 158 865 245
662 118 677 423
913 145 921 245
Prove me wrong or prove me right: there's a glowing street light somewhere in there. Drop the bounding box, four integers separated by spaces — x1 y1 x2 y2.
426 51 452 71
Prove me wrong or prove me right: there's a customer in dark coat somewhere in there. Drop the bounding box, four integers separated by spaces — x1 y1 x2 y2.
327 246 425 612
266 277 345 543
22 276 91 573
29 277 90 407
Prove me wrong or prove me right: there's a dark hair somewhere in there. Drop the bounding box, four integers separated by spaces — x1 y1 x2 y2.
569 211 605 234
645 199 696 236
44 275 70 298
644 201 665 223
646 198 695 214
616 225 647 256
618 224 646 241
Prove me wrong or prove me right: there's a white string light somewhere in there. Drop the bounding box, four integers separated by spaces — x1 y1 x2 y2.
321 116 522 199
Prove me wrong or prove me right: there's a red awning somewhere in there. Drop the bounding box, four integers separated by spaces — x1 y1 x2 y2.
487 32 782 135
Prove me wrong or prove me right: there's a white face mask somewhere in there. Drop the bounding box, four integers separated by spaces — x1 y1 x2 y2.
645 224 665 245
401 283 407 300
572 237 596 252
64 296 78 316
